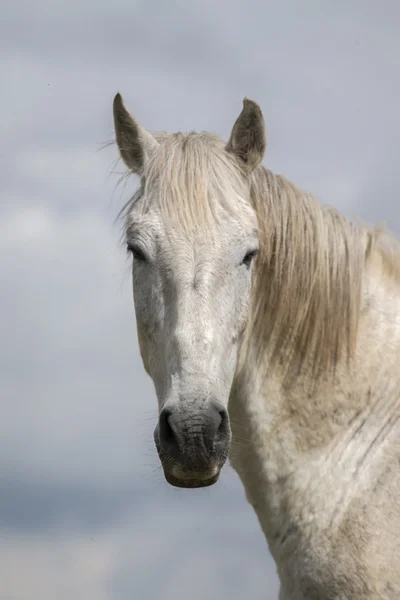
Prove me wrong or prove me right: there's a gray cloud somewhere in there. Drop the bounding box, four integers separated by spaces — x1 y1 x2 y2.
0 476 137 532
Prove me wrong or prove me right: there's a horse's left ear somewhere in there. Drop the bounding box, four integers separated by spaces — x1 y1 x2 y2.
226 98 266 173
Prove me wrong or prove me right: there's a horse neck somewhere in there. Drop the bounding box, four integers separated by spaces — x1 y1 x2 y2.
229 212 400 546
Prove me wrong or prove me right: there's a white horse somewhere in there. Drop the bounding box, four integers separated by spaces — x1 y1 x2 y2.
112 92 400 599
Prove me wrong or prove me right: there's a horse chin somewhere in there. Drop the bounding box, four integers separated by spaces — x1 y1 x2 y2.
163 468 220 489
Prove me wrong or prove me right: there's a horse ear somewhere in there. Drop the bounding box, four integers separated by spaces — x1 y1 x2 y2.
113 93 159 174
226 98 266 173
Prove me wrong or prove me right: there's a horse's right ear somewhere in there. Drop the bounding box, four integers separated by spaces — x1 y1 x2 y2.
226 98 266 173
113 93 159 174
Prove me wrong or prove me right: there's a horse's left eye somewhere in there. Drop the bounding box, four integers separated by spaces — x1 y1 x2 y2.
242 249 258 268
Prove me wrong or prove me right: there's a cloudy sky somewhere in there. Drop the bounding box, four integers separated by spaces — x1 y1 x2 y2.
2 1 400 598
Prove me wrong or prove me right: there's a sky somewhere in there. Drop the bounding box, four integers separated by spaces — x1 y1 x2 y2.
1 1 400 598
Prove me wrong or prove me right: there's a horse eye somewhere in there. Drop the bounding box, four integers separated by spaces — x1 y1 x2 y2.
242 249 258 268
127 244 147 262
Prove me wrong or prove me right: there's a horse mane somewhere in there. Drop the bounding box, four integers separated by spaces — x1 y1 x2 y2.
116 131 400 383
246 167 400 382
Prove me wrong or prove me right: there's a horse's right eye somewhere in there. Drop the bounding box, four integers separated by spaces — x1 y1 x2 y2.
127 244 147 262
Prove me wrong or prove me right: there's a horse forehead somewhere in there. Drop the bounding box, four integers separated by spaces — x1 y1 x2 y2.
158 227 232 259
146 208 245 245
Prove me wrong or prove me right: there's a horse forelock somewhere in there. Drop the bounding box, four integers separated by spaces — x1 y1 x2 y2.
120 131 254 238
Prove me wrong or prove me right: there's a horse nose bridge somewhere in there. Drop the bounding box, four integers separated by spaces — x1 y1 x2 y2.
168 310 215 358
164 287 219 378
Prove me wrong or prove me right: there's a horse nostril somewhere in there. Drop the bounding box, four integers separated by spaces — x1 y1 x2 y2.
218 410 225 433
165 419 175 444
215 407 230 440
159 408 178 447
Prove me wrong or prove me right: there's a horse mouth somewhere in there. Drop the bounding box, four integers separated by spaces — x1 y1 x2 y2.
163 467 220 489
